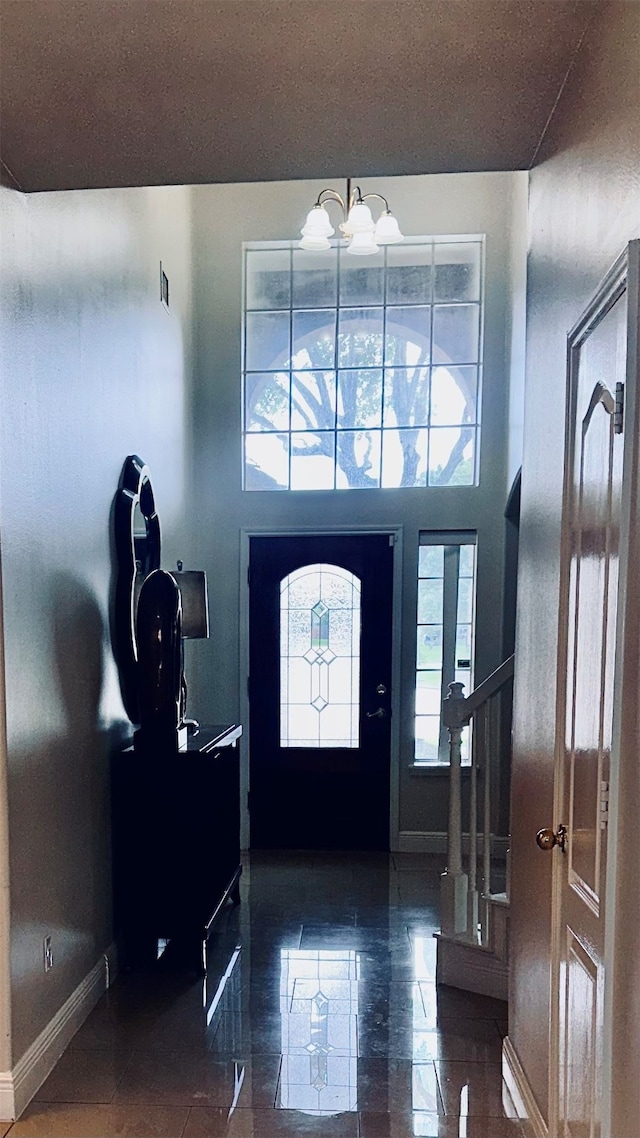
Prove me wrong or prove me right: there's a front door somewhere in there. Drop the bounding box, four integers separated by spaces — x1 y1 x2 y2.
248 533 394 849
551 252 631 1136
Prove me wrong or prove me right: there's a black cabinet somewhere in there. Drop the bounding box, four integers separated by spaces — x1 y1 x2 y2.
112 724 242 970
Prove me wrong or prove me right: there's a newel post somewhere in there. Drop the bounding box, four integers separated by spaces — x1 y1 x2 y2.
440 681 469 937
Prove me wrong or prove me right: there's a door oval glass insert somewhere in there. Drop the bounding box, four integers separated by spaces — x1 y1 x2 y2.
280 563 361 747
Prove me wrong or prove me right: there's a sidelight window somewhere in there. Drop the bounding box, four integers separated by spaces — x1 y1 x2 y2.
414 532 476 765
280 563 361 748
243 237 484 490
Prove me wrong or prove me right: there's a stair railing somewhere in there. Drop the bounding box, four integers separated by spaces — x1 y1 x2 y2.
440 654 514 943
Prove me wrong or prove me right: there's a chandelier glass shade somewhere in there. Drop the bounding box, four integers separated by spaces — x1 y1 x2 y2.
299 180 404 256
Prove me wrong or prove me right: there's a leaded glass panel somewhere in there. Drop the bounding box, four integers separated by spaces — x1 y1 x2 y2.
280 564 361 748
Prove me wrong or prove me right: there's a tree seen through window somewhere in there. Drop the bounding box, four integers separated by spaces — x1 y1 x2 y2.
243 240 483 490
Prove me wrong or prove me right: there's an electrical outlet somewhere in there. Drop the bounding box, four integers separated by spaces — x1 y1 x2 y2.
43 935 53 972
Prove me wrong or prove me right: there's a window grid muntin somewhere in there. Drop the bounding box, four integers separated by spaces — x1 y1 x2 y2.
414 533 477 766
243 238 484 490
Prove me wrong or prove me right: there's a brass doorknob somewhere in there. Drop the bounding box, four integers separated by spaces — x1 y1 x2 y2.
536 825 567 852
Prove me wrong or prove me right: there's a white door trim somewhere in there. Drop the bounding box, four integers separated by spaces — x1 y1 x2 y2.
239 525 404 851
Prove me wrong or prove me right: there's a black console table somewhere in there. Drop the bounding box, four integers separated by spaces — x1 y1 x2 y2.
112 723 242 971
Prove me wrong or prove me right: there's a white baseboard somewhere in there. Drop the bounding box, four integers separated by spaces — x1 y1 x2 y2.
399 830 510 857
502 1034 548 1137
435 931 509 1001
0 942 117 1120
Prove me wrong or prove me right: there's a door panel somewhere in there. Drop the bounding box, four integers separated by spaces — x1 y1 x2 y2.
555 274 627 1137
249 533 393 850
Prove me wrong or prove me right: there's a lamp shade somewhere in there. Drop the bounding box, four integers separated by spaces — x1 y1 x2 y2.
374 211 404 244
174 570 209 639
346 231 380 256
299 235 332 251
301 205 334 239
343 201 375 235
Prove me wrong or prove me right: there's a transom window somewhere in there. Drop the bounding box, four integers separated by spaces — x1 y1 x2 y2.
243 237 484 491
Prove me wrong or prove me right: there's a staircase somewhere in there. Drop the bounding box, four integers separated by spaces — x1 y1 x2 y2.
435 655 514 1001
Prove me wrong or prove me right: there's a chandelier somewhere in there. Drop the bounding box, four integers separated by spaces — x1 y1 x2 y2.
299 178 404 256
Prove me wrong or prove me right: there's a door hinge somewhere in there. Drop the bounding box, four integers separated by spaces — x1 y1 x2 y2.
247 675 251 702
247 791 251 814
247 566 251 586
388 534 395 547
600 780 609 830
614 382 624 434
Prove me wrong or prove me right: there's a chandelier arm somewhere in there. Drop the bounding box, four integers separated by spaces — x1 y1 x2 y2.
316 189 347 217
361 191 391 212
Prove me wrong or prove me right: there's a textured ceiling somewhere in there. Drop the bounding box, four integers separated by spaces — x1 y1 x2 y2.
0 0 601 192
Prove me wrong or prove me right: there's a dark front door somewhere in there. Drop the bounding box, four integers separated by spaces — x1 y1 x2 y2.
249 533 394 850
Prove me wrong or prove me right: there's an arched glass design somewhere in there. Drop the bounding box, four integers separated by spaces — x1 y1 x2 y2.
280 563 361 748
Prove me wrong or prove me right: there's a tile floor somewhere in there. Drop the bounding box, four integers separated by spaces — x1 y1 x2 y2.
2 852 530 1137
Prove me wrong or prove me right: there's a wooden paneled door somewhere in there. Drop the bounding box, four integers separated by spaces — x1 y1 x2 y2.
548 245 638 1137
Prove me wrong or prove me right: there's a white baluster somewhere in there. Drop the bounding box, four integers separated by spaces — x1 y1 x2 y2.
440 681 468 937
481 699 494 946
467 710 479 943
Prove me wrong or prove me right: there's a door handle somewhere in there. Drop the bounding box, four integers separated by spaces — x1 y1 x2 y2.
366 707 386 719
536 824 567 852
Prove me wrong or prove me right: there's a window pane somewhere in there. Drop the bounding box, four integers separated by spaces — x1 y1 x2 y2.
291 371 336 431
418 578 443 623
291 310 336 369
337 370 383 428
418 545 444 578
459 544 475 577
430 366 477 426
245 372 290 432
457 578 473 623
245 433 289 490
385 307 431 366
434 242 481 302
427 427 475 486
290 432 336 490
381 427 427 488
339 253 385 306
280 564 361 748
336 430 381 489
246 249 291 310
456 624 472 664
246 311 290 371
417 625 443 669
433 304 480 364
292 248 337 308
338 308 384 368
416 671 442 715
383 367 429 427
415 716 440 762
386 244 433 304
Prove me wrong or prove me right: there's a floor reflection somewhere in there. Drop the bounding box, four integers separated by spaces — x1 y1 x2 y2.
278 949 359 1114
5 853 529 1138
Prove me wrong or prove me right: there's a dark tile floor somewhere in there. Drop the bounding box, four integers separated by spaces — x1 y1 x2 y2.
3 852 529 1137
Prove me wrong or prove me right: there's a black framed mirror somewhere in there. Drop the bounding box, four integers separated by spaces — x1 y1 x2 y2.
113 455 161 723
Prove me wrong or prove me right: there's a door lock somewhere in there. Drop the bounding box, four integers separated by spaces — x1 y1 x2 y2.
366 707 386 719
376 684 387 695
536 824 567 852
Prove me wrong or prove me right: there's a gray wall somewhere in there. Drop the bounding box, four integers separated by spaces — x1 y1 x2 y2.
189 172 527 845
509 1 640 1127
0 184 195 1063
